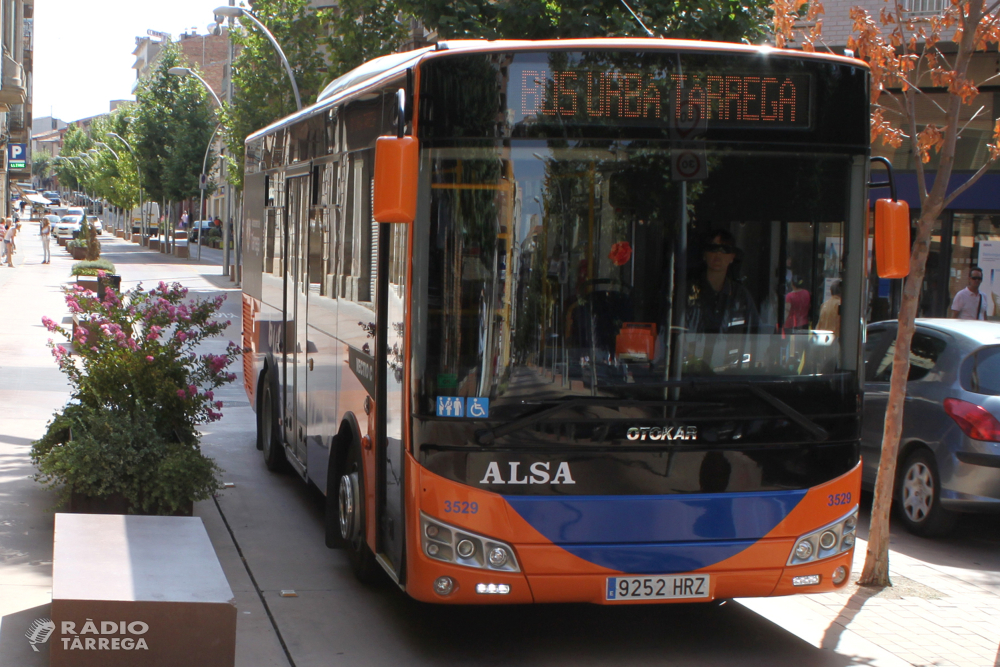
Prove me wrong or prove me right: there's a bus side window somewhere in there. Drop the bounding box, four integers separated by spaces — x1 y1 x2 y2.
342 151 375 307
308 164 326 294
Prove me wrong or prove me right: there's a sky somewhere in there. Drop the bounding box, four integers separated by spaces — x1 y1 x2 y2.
34 0 226 123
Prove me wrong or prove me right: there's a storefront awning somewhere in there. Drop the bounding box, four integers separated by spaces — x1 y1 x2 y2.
25 193 51 205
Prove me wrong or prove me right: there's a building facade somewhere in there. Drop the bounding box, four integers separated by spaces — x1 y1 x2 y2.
0 0 31 211
791 0 1000 320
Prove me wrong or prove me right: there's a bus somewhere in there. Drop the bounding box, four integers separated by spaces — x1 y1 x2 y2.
240 38 908 604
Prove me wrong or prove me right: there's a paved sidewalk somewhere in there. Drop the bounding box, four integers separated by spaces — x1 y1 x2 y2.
740 532 1000 667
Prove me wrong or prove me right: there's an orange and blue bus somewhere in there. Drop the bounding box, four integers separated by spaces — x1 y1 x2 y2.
240 39 906 604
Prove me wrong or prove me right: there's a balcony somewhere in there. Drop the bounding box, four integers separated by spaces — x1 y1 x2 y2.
0 51 26 109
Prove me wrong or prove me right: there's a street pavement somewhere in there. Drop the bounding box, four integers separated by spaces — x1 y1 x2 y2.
0 222 998 666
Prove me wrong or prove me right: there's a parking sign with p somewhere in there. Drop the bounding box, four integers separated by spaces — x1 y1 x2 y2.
8 143 26 170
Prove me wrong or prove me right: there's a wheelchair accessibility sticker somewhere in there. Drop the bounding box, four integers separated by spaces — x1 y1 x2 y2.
435 397 489 418
466 397 489 418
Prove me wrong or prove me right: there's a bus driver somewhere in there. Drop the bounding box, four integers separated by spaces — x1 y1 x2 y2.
684 230 759 334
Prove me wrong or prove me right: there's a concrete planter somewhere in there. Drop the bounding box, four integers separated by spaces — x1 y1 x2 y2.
75 277 99 292
70 246 86 260
149 239 160 251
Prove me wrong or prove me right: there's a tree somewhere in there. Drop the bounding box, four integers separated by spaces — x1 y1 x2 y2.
405 0 773 42
220 0 328 190
775 0 1000 586
32 154 51 186
132 43 217 210
90 108 141 215
54 124 93 192
323 0 410 81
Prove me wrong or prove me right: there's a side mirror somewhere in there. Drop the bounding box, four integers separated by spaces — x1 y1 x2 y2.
874 198 910 279
373 136 418 224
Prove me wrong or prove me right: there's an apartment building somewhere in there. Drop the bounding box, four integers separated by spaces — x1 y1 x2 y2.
0 0 31 212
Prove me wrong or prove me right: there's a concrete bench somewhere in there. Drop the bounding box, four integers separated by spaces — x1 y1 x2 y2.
50 513 236 666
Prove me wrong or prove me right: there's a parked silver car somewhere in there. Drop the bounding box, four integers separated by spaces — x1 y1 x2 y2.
53 214 83 240
863 318 1000 536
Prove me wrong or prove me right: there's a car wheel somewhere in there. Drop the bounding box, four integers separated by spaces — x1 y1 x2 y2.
339 433 379 583
896 449 956 537
258 370 287 472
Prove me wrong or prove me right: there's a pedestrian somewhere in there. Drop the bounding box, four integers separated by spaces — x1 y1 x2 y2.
40 217 51 264
784 276 811 330
950 266 991 320
816 278 842 337
4 219 17 267
0 218 7 264
180 210 189 229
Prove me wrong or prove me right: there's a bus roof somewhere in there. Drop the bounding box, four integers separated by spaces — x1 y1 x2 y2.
249 38 868 143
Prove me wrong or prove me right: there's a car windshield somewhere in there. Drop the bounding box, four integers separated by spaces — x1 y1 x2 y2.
415 143 863 410
60 215 83 223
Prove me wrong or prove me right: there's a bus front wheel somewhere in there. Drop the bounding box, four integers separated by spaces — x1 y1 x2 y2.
340 434 379 583
258 370 286 472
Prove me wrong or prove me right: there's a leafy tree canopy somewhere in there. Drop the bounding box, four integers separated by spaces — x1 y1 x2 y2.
220 0 328 190
403 0 773 43
132 42 218 205
90 107 141 212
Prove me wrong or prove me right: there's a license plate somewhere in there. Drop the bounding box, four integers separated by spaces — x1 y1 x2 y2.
606 574 710 601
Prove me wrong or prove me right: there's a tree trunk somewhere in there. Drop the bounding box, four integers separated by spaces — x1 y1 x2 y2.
858 204 939 586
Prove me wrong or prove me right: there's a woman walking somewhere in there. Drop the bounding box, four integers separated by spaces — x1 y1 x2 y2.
41 217 51 263
4 219 17 267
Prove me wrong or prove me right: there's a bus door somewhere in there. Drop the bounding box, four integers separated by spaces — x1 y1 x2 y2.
283 174 310 465
376 220 408 580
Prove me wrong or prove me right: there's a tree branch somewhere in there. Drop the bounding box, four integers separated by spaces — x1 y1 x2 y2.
941 156 998 208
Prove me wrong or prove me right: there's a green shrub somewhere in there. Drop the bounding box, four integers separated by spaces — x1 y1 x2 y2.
33 281 240 514
71 259 116 276
67 239 87 249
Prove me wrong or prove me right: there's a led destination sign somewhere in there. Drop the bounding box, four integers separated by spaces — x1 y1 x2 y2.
515 67 812 130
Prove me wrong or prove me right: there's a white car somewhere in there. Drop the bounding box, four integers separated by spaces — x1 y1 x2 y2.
54 214 83 240
87 215 103 234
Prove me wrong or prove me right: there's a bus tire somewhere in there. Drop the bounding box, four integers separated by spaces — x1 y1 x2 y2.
324 433 346 549
340 431 379 583
258 369 287 472
896 448 956 537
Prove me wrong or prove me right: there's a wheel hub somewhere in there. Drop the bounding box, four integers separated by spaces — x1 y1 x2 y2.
339 473 360 542
902 461 933 522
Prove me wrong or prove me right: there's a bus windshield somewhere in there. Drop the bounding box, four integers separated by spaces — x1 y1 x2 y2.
417 143 863 411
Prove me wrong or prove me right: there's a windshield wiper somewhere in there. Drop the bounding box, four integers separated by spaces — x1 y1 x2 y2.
474 397 723 445
745 385 829 441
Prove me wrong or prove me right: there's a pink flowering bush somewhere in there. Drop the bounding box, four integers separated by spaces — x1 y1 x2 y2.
31 278 241 514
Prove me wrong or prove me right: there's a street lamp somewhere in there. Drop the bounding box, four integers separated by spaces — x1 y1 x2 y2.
106 132 145 244
167 67 223 107
59 156 93 207
94 142 119 160
94 142 122 230
213 5 302 110
168 66 226 265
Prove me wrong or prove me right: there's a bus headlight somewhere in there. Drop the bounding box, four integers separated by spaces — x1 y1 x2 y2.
421 513 520 572
786 507 858 566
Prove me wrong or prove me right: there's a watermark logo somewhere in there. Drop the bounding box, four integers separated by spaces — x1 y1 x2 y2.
25 618 55 652
58 618 150 651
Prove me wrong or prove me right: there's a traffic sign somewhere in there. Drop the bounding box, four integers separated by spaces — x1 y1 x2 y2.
8 143 26 170
672 149 707 182
199 173 207 190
